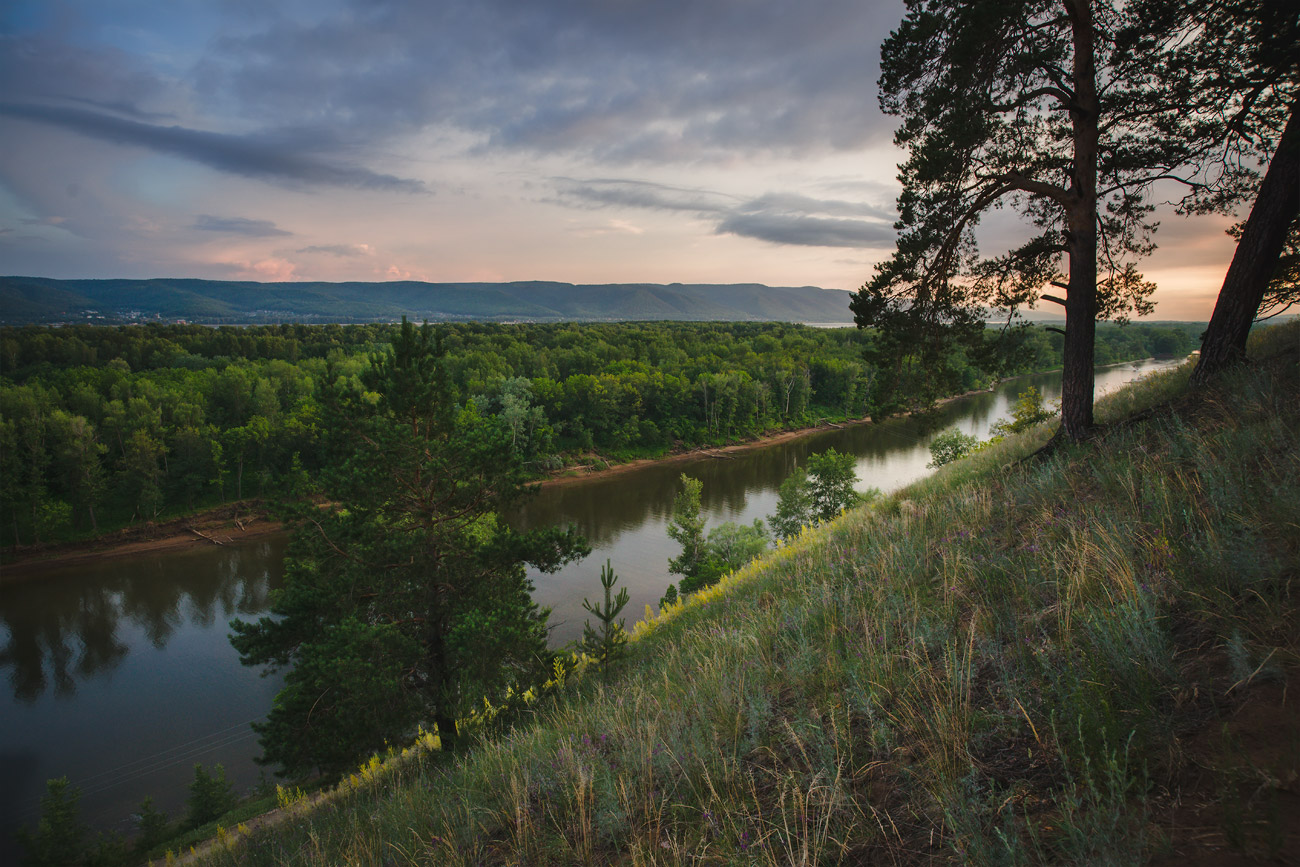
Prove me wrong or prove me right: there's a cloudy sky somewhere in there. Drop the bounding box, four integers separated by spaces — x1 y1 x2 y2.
0 0 1239 318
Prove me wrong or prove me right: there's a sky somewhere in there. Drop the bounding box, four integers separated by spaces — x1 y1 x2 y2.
0 0 1242 319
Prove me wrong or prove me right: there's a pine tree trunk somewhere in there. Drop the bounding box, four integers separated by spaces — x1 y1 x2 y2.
424 586 458 751
1061 209 1099 440
434 712 458 751
1060 0 1100 442
1192 101 1300 386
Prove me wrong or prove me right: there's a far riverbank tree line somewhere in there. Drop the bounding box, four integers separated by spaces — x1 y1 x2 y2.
0 320 1200 548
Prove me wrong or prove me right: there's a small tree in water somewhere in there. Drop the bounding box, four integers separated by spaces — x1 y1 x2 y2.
990 387 1054 438
230 319 588 776
769 467 812 542
19 778 130 867
928 428 979 468
666 474 707 587
17 778 86 867
770 448 864 541
186 763 235 829
663 476 772 600
134 796 171 854
805 448 860 523
580 560 629 672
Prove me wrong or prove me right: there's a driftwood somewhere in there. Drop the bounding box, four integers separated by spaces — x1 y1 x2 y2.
185 526 227 546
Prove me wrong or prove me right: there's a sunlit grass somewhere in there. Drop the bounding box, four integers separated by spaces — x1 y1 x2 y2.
196 321 1300 866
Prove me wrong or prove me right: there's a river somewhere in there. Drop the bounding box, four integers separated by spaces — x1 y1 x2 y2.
0 358 1180 854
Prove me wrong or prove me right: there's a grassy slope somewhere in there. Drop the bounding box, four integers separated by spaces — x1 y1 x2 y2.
196 323 1300 866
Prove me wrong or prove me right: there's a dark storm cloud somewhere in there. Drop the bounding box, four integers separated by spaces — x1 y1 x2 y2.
0 103 428 193
192 215 292 237
554 176 895 248
196 0 905 161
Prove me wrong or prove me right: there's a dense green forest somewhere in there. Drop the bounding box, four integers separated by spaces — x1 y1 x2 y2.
0 320 1201 548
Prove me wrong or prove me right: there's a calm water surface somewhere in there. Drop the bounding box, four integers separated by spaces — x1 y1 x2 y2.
521 359 1181 643
0 540 287 855
0 358 1179 852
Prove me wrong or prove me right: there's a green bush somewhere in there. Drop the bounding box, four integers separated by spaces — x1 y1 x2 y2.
927 427 979 468
187 764 236 829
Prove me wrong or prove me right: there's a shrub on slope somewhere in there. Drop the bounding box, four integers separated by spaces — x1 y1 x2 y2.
199 322 1300 866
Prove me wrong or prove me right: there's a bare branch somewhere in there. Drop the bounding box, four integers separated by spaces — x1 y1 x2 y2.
1002 172 1072 207
310 518 358 563
1098 173 1205 197
991 86 1076 112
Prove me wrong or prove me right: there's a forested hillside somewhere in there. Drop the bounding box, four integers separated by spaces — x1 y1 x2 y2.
0 321 1200 548
0 277 855 325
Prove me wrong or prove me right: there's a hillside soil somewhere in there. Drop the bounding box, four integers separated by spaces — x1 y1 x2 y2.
1152 673 1300 863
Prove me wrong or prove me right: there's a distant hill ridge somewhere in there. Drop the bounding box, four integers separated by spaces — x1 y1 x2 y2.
0 276 855 325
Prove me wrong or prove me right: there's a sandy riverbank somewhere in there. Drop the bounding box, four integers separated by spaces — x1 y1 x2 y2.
539 415 878 487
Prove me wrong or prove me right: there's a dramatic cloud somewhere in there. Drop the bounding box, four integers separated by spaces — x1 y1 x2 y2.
716 212 895 248
552 178 736 214
195 0 904 161
192 215 292 237
554 177 896 248
0 33 180 122
738 193 894 222
0 103 428 192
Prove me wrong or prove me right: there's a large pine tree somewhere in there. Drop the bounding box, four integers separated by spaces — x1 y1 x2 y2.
1140 0 1300 383
856 0 1196 440
230 320 587 776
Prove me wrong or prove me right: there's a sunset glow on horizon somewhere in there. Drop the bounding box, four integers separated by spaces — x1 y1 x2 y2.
0 0 1247 321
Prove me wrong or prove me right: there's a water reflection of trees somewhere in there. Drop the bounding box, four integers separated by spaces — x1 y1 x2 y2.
512 414 943 547
1 364 1169 704
0 539 283 702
